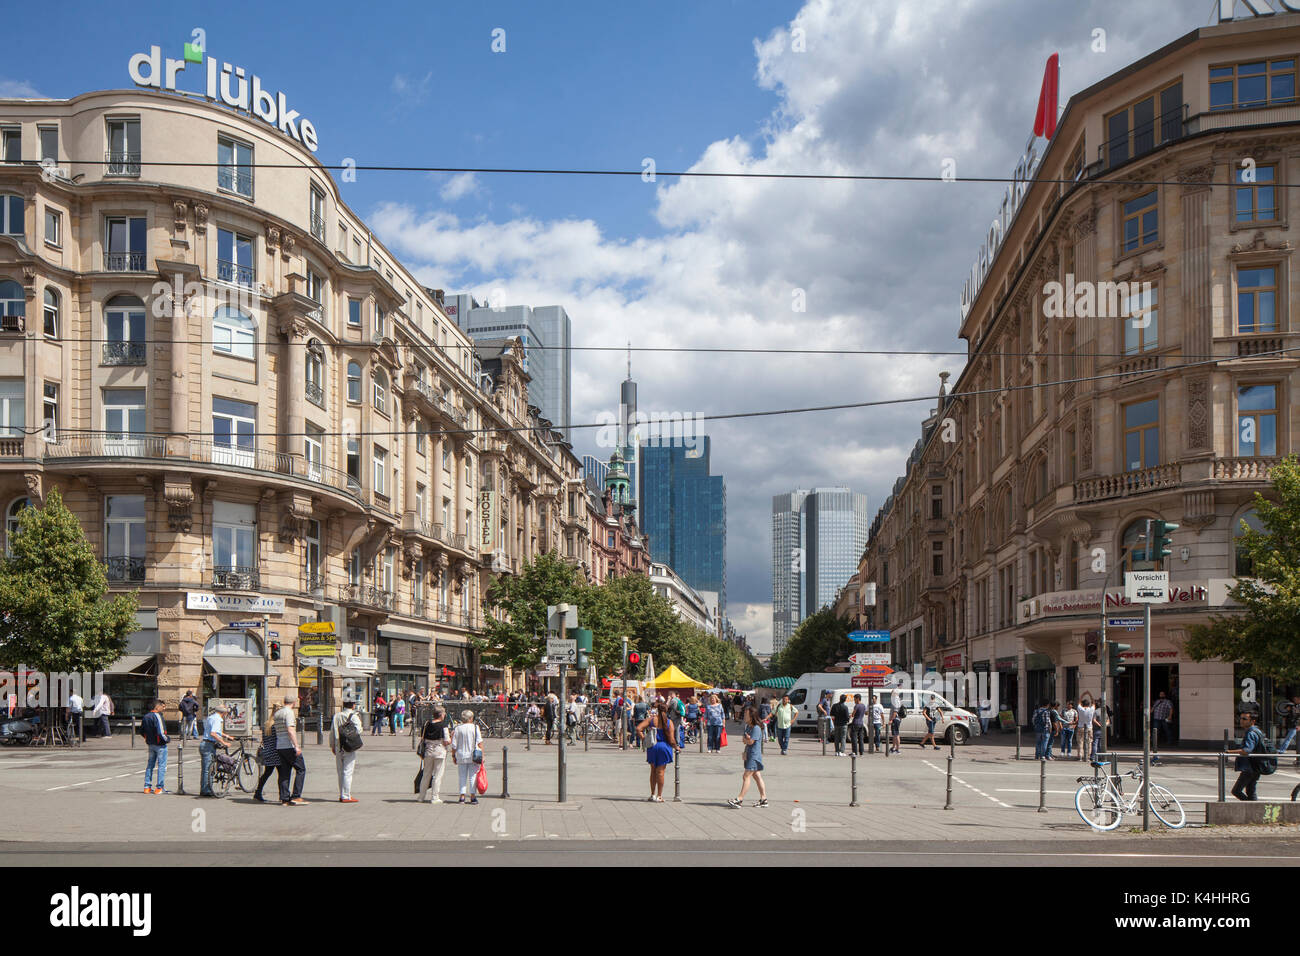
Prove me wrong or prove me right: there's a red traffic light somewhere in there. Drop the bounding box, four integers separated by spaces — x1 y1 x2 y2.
628 652 641 664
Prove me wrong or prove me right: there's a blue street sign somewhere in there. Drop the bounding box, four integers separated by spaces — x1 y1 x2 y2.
1107 617 1143 629
848 630 891 642
231 620 264 629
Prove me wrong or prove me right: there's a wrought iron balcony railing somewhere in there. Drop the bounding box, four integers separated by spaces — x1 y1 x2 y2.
212 567 260 591
104 251 146 272
104 556 146 582
305 380 324 407
338 583 394 611
217 165 253 197
217 258 254 287
105 151 140 177
102 341 147 365
310 212 325 241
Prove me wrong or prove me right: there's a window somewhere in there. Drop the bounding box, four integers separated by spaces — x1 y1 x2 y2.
42 288 58 337
466 455 473 487
309 185 325 240
1210 59 1296 112
216 228 254 286
42 383 57 441
375 307 385 339
1105 83 1182 169
104 215 146 271
346 362 361 403
212 501 256 573
346 437 361 488
348 298 361 327
1237 267 1277 333
1235 164 1277 224
413 557 424 608
1065 427 1077 483
373 368 387 413
44 208 60 247
305 425 324 480
348 549 362 586
105 118 140 176
306 348 324 406
0 280 21 331
1 127 19 163
338 222 349 258
38 126 57 164
930 484 943 520
1123 398 1160 471
932 541 944 578
1238 384 1278 457
442 445 451 472
104 495 146 582
352 237 362 265
1121 191 1158 253
305 268 324 309
305 519 322 587
373 446 388 497
382 547 395 593
1235 509 1263 576
415 484 426 520
212 397 256 467
1035 457 1049 502
1 194 22 235
103 294 146 364
1123 284 1158 354
217 136 253 197
441 498 450 529
212 307 256 359
0 379 24 436
103 388 146 449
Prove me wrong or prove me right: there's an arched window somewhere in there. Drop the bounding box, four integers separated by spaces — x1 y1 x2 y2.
43 288 58 337
1122 518 1161 572
0 279 23 328
5 497 31 554
203 630 263 656
347 361 361 403
212 307 256 360
373 367 387 413
1235 509 1264 577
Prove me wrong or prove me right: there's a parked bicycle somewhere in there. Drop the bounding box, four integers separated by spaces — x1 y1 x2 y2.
1075 760 1185 830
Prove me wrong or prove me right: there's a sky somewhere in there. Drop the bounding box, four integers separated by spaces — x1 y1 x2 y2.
2 0 1235 652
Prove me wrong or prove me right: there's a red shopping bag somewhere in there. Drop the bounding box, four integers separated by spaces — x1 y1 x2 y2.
719 727 728 748
475 761 489 795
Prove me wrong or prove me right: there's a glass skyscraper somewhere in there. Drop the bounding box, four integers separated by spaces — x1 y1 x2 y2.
639 438 726 610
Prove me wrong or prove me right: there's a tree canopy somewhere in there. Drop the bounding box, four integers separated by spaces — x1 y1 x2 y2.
770 607 854 678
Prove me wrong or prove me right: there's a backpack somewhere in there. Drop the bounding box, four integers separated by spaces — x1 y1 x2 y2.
338 712 363 753
1249 727 1277 775
896 705 907 720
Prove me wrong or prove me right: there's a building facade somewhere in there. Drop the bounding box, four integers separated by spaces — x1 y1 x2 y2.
0 88 579 721
856 14 1300 746
649 561 716 633
639 437 726 610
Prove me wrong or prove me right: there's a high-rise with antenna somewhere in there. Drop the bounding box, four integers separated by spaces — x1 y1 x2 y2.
619 343 639 514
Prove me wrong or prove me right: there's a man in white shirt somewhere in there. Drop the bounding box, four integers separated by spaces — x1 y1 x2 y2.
199 704 234 797
66 690 84 741
1077 697 1097 761
91 692 114 737
870 695 885 752
329 696 362 803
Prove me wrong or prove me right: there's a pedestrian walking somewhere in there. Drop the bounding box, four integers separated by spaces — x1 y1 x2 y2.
727 707 768 808
1031 699 1052 760
199 704 235 797
1061 699 1078 759
1077 695 1097 761
91 691 114 737
870 694 884 752
670 693 687 748
418 706 451 803
631 694 648 749
142 698 170 794
1046 701 1065 758
1278 694 1300 759
393 694 406 733
849 694 867 756
889 702 903 754
371 693 387 736
274 695 308 806
638 701 677 802
66 688 83 740
816 690 832 744
1150 691 1174 763
1230 710 1266 801
178 690 200 740
830 694 850 756
450 709 483 804
330 696 363 803
773 694 796 755
705 693 725 753
252 716 280 802
920 700 941 750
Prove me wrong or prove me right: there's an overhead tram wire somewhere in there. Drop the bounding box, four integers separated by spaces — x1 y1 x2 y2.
25 343 1300 440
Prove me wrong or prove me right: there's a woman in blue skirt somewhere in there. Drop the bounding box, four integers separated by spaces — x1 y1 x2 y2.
637 701 677 802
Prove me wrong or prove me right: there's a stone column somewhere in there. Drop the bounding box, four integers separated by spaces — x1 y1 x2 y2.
404 406 420 522
432 430 446 532
451 437 464 540
280 317 308 465
169 277 191 454
1180 163 1215 456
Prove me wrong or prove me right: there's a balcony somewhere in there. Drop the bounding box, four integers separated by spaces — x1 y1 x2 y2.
0 314 24 333
1096 105 1187 173
217 258 255 287
216 166 253 197
402 513 434 539
306 572 325 595
338 583 394 611
104 151 140 177
102 341 147 366
0 437 23 457
412 598 427 618
1073 463 1179 503
1212 457 1280 481
310 212 325 242
305 380 324 408
212 567 260 591
104 556 146 583
1235 336 1285 358
1186 102 1300 137
44 433 166 459
104 251 146 272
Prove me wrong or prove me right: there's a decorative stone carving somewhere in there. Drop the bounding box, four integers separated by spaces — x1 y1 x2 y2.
282 233 297 255
279 511 310 544
436 552 450 571
1072 207 1097 239
1183 490 1216 530
1080 406 1093 472
1187 377 1209 449
23 473 42 506
266 225 281 251
1178 162 1216 194
172 200 187 231
1230 230 1292 255
164 476 194 533
193 203 209 227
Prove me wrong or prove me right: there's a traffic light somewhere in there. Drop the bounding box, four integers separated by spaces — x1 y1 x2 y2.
269 641 281 661
1150 519 1179 562
1108 642 1130 676
1085 630 1100 665
627 651 641 678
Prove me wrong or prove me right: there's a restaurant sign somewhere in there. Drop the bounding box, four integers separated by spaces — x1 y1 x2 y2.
1019 583 1217 620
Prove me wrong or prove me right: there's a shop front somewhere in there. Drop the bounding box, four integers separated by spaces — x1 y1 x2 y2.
202 629 268 725
435 641 471 695
376 629 431 700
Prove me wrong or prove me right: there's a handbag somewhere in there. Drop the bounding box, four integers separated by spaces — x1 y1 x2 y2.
719 727 728 748
413 766 423 794
472 747 483 765
475 761 488 795
417 739 427 759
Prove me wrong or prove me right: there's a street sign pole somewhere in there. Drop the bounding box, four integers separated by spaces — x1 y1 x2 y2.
621 636 628 751
1143 600 1152 832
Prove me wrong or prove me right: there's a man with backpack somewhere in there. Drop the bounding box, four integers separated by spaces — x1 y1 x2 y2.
1230 710 1275 801
1031 699 1053 760
179 690 200 740
329 696 364 803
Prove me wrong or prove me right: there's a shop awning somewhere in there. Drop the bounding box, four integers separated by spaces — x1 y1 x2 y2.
102 654 154 675
753 676 795 689
647 664 709 690
204 656 269 677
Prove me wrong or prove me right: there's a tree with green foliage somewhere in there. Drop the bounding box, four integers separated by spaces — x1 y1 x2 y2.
0 487 138 673
772 607 853 678
475 551 586 669
1187 455 1300 682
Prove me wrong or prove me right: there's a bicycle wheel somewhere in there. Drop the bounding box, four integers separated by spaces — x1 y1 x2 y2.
237 753 258 792
1075 783 1123 831
1148 784 1186 829
216 763 234 796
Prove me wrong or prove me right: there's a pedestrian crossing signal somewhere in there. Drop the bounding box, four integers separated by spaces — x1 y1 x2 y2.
269 641 281 661
627 651 641 677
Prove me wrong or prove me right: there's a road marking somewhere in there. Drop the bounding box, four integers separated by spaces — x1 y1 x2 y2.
923 760 1012 808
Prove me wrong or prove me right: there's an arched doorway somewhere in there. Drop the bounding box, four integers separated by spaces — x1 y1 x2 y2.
202 628 267 726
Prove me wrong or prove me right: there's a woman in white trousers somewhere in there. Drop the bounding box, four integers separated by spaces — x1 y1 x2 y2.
418 707 451 803
451 710 483 805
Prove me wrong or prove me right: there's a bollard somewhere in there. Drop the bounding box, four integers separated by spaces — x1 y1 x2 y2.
584 714 589 753
501 746 510 799
130 715 136 748
1040 754 1050 816
526 717 532 751
699 722 704 754
1016 724 1021 761
673 753 681 802
1218 750 1226 803
820 718 827 757
850 753 859 807
950 735 956 761
944 755 954 810
177 732 185 795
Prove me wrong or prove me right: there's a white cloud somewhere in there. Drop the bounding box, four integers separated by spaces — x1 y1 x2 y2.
438 172 483 202
0 78 43 98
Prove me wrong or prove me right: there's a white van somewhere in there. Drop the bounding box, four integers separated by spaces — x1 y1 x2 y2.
787 674 981 745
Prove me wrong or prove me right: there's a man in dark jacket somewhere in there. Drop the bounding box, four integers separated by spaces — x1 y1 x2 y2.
142 698 170 794
179 690 200 739
831 694 851 756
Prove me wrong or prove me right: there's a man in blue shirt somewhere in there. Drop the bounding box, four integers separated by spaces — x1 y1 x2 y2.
142 698 170 794
1230 710 1265 801
199 704 235 797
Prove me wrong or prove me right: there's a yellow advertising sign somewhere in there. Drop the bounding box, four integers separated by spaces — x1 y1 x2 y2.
299 643 338 657
298 621 336 635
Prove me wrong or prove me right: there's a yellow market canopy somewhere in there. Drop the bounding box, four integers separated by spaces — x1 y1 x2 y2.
649 664 709 690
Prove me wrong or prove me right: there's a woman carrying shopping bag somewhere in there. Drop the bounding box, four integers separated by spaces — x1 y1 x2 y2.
450 709 483 805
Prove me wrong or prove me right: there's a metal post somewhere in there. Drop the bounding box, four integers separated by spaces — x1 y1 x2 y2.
944 755 954 810
501 746 510 799
177 731 185 795
850 753 859 807
1015 724 1021 760
1217 750 1226 803
131 715 136 748
673 752 681 802
558 672 567 803
584 708 589 752
1037 757 1047 813
621 636 628 751
1142 599 1151 832
526 715 532 751
820 718 827 756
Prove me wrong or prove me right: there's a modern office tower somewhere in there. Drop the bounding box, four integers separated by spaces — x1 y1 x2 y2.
639 438 726 611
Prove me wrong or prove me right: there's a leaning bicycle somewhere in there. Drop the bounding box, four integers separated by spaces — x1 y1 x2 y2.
1075 760 1185 831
